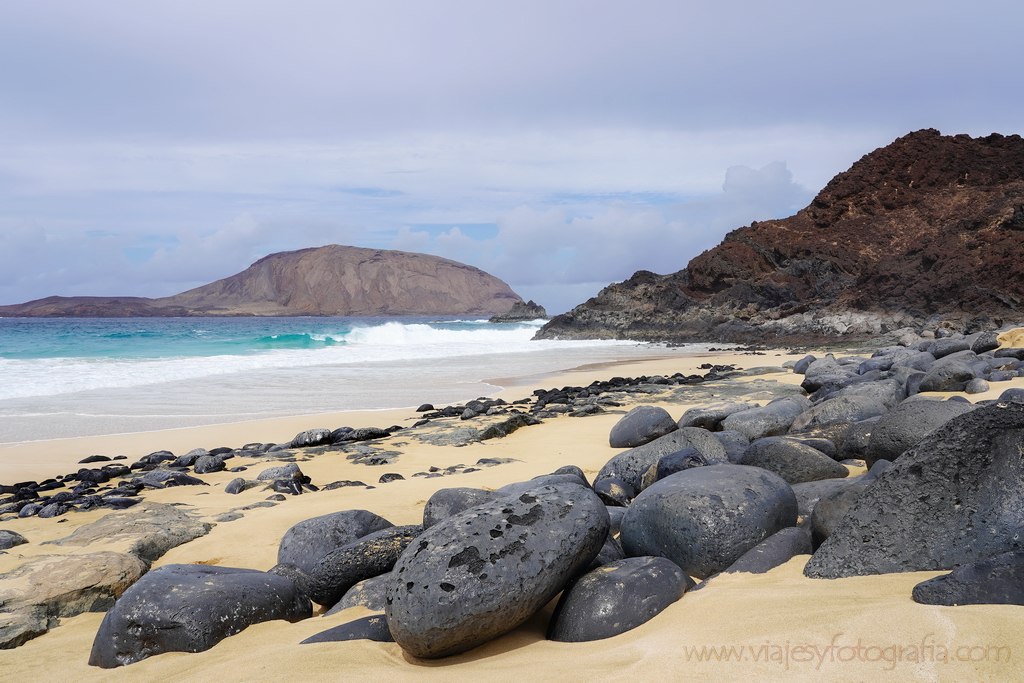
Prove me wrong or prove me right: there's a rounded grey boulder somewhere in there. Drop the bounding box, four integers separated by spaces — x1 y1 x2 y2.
597 427 727 493
88 564 311 668
422 487 497 527
305 524 421 607
548 556 692 642
720 396 811 441
609 406 678 448
740 437 849 484
620 464 797 579
385 484 609 659
277 509 393 575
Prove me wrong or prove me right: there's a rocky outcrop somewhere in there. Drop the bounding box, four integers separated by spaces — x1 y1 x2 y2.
488 299 548 322
0 245 524 317
537 130 1024 343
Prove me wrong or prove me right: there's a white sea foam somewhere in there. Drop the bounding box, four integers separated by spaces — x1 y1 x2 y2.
0 320 634 401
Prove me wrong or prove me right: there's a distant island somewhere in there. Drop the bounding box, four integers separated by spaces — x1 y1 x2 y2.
0 245 526 317
538 129 1024 343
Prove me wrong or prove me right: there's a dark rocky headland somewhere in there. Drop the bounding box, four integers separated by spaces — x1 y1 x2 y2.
538 129 1024 344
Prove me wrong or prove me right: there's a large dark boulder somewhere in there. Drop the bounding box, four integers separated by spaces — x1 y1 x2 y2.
620 464 797 579
609 406 678 448
912 551 1024 606
865 398 973 464
88 564 311 668
304 525 421 607
277 510 393 575
547 556 692 642
720 396 811 441
918 361 976 392
677 402 755 431
422 487 497 527
805 402 1024 578
596 427 727 493
384 484 608 659
740 437 849 484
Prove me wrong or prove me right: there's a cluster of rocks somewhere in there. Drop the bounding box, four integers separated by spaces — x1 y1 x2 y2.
11 328 1024 664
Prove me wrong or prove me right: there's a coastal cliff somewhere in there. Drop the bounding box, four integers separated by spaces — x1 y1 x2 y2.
537 129 1024 343
0 246 524 317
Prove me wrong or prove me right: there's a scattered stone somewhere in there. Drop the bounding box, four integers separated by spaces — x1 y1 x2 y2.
193 455 225 474
327 573 391 614
422 487 497 527
740 437 848 484
593 477 635 507
597 427 727 493
88 564 312 667
277 510 393 575
677 402 755 431
912 551 1024 606
305 525 422 607
290 428 333 448
140 470 207 489
378 473 404 484
609 406 678 448
479 413 542 440
256 463 302 481
620 464 797 579
0 530 27 550
301 614 394 644
722 526 811 574
321 480 369 490
548 557 692 642
721 396 811 441
385 484 609 659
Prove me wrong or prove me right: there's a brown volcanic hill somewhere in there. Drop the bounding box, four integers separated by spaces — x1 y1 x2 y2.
537 129 1024 343
0 246 524 317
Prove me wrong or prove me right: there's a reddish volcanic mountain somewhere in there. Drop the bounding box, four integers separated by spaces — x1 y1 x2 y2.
537 129 1024 343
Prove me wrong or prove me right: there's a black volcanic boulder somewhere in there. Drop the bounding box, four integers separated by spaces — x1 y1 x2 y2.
865 398 973 464
720 396 811 441
88 564 312 668
677 402 755 431
619 464 797 579
422 487 497 528
384 484 608 659
608 406 678 448
912 551 1024 606
596 427 727 493
547 556 692 642
304 525 422 607
721 526 811 574
301 614 394 644
739 437 848 484
805 402 1024 578
277 510 393 575
918 361 976 392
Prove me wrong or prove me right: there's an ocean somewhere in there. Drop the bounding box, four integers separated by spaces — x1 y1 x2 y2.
0 317 696 444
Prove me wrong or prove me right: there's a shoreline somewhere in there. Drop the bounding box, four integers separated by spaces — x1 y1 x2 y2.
0 349 766 483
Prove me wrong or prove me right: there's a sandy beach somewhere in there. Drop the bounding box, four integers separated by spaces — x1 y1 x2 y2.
1 349 1022 681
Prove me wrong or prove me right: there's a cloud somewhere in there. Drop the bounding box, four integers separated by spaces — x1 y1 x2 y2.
390 162 812 313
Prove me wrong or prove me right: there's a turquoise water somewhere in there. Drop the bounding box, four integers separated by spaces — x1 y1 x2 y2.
0 316 690 443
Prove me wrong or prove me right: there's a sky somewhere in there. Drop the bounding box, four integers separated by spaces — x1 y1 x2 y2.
1 1 1021 314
